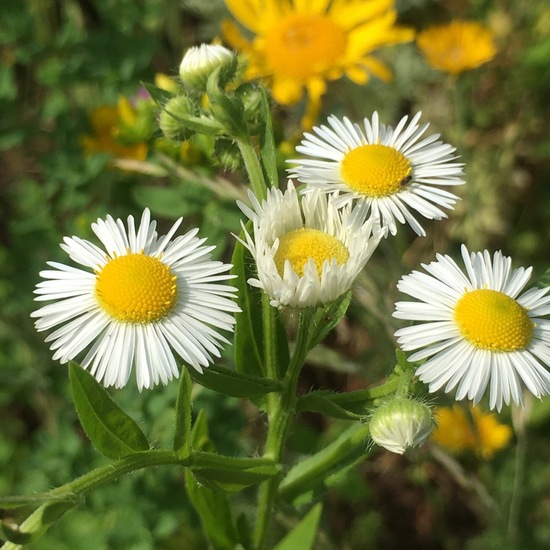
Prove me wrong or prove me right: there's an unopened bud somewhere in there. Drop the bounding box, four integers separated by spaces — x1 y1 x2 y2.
179 44 237 90
369 398 434 455
159 96 194 141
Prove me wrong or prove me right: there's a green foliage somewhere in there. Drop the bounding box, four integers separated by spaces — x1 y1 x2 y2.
69 363 150 459
272 504 322 550
3 0 550 549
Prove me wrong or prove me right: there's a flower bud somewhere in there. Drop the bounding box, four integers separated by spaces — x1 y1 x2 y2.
158 96 194 142
179 44 237 90
369 398 434 455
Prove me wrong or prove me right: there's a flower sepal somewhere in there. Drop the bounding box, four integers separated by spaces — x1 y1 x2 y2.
159 94 225 141
206 67 248 139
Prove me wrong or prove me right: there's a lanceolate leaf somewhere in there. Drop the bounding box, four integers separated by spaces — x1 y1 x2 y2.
0 500 76 545
173 368 192 458
258 86 278 189
231 237 265 376
69 362 149 460
273 504 323 550
536 266 550 289
295 391 367 420
189 363 281 397
184 469 241 550
308 291 353 350
191 452 281 493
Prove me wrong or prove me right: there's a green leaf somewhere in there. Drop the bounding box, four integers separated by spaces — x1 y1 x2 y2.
0 492 80 510
296 391 367 420
273 504 322 550
190 363 281 397
190 409 212 451
0 500 76 545
173 368 192 458
69 362 149 460
308 291 353 350
142 81 175 106
536 266 550 289
231 237 265 376
184 469 240 550
0 520 33 545
191 452 281 493
279 423 371 502
258 87 278 189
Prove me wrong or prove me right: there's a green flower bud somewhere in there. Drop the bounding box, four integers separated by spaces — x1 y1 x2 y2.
213 138 243 171
369 398 434 455
159 96 194 142
179 44 237 90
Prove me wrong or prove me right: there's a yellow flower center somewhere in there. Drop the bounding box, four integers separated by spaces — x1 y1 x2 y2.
264 14 347 80
454 289 533 351
340 144 412 197
95 253 177 323
274 228 349 278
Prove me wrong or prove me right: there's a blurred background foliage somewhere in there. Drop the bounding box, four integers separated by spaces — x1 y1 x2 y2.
1 0 550 548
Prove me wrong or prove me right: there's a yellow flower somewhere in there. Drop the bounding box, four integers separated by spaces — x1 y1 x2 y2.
416 20 497 75
432 405 512 459
80 100 148 164
222 0 414 106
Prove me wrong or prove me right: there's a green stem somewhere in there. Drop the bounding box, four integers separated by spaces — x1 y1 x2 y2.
3 450 276 549
279 422 372 502
253 311 312 550
3 450 187 550
237 135 267 200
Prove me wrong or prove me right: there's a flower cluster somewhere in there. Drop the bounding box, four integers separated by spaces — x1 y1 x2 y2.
35 39 550 422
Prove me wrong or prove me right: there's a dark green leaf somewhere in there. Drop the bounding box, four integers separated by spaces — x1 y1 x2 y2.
0 500 75 545
191 452 281 493
231 237 265 376
142 81 175 106
190 363 281 397
536 266 550 289
279 423 371 502
190 409 212 451
258 87 278 189
184 469 240 550
69 362 149 460
0 492 80 510
173 368 192 458
296 391 367 420
273 504 322 550
309 291 353 350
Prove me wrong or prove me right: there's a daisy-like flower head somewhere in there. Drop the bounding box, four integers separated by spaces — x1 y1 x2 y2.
237 182 383 309
32 209 240 390
222 0 414 106
393 245 550 411
289 112 464 236
416 20 497 75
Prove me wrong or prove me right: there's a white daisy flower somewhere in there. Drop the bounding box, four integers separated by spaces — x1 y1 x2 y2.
393 245 550 411
288 112 464 236
237 182 383 309
32 209 240 390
